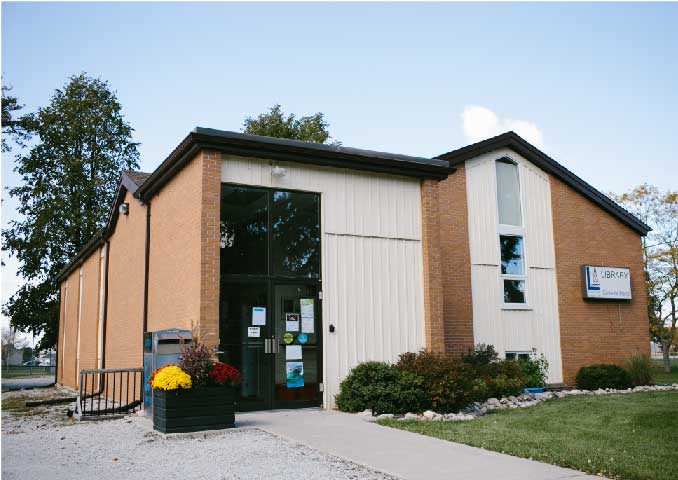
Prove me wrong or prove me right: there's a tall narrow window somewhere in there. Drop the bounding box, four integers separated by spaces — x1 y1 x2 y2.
500 235 526 304
496 159 527 306
496 160 522 226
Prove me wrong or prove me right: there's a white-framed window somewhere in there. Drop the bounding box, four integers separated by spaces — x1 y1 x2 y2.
496 158 528 306
500 234 527 304
505 351 532 361
495 158 522 226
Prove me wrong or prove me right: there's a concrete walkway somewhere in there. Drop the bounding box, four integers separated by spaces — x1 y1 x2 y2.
238 408 597 480
1 375 55 390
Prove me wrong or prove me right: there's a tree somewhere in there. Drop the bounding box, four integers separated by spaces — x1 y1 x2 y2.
243 104 337 144
1 327 27 367
1 84 30 152
2 73 140 350
614 185 678 372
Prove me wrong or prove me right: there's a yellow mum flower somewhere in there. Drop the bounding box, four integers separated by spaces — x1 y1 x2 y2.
151 365 192 391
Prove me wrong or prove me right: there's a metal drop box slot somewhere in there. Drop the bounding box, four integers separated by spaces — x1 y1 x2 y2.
143 328 192 416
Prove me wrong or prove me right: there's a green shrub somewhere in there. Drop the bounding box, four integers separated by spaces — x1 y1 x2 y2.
462 344 498 367
516 355 549 388
396 348 528 412
482 361 528 398
335 361 428 415
576 364 632 390
624 353 654 386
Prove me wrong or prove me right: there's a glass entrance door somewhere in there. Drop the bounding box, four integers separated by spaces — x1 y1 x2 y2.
272 283 322 408
218 184 322 411
219 280 271 411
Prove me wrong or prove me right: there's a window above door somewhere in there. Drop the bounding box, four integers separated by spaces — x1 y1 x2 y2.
220 185 321 279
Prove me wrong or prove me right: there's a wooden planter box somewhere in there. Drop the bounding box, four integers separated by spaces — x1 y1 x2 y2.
153 386 236 433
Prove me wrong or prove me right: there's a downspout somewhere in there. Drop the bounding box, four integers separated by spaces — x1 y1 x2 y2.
143 202 151 335
54 288 60 385
101 240 110 368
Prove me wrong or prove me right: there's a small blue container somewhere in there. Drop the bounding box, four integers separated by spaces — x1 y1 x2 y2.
524 387 546 394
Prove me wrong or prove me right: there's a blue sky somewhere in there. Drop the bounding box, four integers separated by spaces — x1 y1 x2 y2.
2 2 677 336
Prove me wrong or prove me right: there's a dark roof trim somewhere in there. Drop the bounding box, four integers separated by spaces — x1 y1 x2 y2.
136 128 451 200
55 230 106 281
436 132 651 235
56 171 151 281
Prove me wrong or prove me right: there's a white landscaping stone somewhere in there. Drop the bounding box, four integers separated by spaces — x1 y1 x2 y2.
422 410 437 420
376 414 394 420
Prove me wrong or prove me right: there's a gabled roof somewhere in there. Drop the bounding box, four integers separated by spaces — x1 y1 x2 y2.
436 132 650 236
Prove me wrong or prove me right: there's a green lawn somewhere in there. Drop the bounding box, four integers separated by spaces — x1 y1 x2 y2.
652 358 678 385
380 391 678 480
1 366 55 378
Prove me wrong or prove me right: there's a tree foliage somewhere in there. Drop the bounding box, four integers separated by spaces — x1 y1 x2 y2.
243 104 337 144
1 84 30 152
614 185 678 372
2 73 140 350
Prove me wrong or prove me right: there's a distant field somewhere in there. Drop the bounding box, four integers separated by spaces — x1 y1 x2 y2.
1 366 56 378
652 358 678 385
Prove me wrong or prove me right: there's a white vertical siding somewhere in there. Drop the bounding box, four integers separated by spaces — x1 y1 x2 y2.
221 155 426 408
466 148 563 383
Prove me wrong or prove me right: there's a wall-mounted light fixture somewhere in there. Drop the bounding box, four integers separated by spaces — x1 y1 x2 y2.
271 165 287 177
119 202 129 215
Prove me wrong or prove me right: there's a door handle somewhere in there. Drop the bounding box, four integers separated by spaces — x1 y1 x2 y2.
264 338 270 354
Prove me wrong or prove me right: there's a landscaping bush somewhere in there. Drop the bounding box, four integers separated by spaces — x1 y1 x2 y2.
624 353 654 386
481 360 527 398
516 355 549 388
337 345 537 415
397 351 483 412
396 348 528 412
576 364 632 390
462 344 499 367
335 361 428 415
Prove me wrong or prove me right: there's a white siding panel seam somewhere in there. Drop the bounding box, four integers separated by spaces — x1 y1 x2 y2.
325 232 420 242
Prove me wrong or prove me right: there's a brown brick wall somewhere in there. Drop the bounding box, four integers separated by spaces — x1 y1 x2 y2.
550 175 649 385
78 250 102 373
105 191 146 370
421 179 445 353
437 166 474 357
60 269 80 387
199 150 221 350
57 282 67 385
420 166 475 357
146 149 220 348
147 151 204 338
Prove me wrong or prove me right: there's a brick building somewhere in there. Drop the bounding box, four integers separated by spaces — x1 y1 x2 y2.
56 129 649 410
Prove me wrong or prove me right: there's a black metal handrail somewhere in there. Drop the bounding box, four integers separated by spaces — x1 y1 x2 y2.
77 367 144 418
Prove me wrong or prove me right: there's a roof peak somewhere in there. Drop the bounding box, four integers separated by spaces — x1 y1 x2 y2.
436 131 650 235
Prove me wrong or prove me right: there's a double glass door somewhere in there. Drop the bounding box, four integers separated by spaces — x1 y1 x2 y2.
219 281 321 411
218 185 322 411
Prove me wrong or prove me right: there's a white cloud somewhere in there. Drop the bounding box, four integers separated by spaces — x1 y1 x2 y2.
461 105 544 148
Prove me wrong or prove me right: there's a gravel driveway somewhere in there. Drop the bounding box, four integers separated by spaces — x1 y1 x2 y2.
1 388 396 480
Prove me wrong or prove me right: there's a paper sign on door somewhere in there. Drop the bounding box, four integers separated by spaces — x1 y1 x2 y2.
286 345 302 360
247 327 260 338
286 361 304 388
285 313 300 332
252 307 266 326
300 299 314 333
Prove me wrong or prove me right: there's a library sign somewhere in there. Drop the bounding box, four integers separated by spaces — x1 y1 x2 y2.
582 265 632 300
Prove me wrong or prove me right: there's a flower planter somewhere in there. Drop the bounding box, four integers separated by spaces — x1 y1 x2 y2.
153 386 236 433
